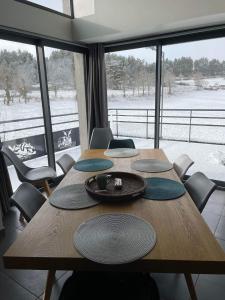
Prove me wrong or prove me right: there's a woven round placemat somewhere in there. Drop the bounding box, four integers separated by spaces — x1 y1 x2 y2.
132 159 173 173
104 148 139 158
74 213 156 265
74 158 113 172
143 177 186 200
49 184 100 209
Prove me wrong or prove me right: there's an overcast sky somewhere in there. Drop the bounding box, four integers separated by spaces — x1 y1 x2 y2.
1 31 225 62
115 37 225 63
28 0 63 11
0 40 54 57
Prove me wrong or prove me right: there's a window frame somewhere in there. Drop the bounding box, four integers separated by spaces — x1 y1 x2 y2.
0 26 88 171
15 0 74 19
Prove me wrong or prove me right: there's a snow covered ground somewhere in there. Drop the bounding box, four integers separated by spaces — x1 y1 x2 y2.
2 78 225 189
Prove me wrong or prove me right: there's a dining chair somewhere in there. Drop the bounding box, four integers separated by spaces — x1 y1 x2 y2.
10 182 46 223
89 127 113 149
108 138 136 149
173 154 194 181
56 153 75 175
183 171 216 299
184 171 216 213
1 144 56 196
11 182 55 297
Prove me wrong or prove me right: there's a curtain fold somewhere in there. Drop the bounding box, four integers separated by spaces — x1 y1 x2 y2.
86 44 108 141
0 140 12 223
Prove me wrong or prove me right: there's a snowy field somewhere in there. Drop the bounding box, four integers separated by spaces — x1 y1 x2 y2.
2 78 225 189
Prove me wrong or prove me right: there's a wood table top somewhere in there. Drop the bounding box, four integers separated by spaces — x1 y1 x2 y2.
4 149 225 273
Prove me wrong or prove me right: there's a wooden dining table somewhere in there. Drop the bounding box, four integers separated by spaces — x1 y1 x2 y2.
3 149 225 300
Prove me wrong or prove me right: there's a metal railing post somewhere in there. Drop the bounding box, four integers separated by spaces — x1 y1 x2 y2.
146 109 149 139
189 110 192 142
116 109 119 137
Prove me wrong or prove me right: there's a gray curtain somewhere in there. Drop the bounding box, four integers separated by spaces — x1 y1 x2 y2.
0 140 12 220
86 44 108 140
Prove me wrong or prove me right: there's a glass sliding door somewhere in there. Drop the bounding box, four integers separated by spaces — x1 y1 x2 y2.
0 40 47 190
105 47 156 148
159 38 225 180
44 47 81 175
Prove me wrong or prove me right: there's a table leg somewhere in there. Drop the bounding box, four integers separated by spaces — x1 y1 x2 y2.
43 269 56 300
43 180 52 197
184 273 198 300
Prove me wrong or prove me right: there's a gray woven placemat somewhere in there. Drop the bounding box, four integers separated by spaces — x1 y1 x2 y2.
74 213 156 265
49 184 100 210
104 148 139 158
132 159 173 173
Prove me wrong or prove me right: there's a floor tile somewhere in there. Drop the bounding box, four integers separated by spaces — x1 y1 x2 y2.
202 212 221 233
151 273 193 300
196 274 225 300
203 203 224 216
0 270 36 300
217 238 225 251
215 216 225 240
3 269 67 298
208 190 225 206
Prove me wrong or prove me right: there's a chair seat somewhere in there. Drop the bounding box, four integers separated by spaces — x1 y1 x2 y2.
25 166 57 182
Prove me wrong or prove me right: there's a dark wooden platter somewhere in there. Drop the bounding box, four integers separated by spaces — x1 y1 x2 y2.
85 172 146 202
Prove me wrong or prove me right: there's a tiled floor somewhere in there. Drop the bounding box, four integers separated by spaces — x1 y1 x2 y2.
0 190 225 300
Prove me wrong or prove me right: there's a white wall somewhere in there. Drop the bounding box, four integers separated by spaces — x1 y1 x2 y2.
0 0 73 42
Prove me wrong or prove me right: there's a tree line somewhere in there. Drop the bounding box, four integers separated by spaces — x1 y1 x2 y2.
0 49 75 105
105 53 225 96
1 49 225 105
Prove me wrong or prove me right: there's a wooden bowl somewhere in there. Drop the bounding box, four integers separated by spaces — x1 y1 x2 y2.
85 172 146 202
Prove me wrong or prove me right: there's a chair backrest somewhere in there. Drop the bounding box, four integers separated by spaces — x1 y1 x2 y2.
56 154 75 174
10 182 46 222
1 144 30 181
184 172 216 213
173 154 194 180
108 139 136 149
89 127 113 149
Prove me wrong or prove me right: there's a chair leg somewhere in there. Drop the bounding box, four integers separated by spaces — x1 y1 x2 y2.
43 269 56 300
19 212 27 227
184 273 198 300
43 180 52 197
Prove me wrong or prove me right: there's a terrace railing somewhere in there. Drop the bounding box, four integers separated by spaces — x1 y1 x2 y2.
0 112 80 162
108 108 225 145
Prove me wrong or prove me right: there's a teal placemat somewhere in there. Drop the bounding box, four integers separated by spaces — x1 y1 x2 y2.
74 158 113 172
143 177 186 200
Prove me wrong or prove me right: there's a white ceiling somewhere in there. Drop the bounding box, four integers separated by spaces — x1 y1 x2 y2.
72 0 225 43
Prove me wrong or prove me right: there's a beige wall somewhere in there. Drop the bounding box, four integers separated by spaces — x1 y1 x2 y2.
0 0 73 42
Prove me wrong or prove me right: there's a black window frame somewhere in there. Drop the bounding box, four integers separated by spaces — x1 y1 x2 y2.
103 23 225 152
15 0 75 19
0 26 88 171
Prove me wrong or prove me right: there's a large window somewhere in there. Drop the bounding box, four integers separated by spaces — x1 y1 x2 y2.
0 40 47 189
45 47 81 174
159 38 225 180
105 47 156 148
16 0 72 16
0 39 86 190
